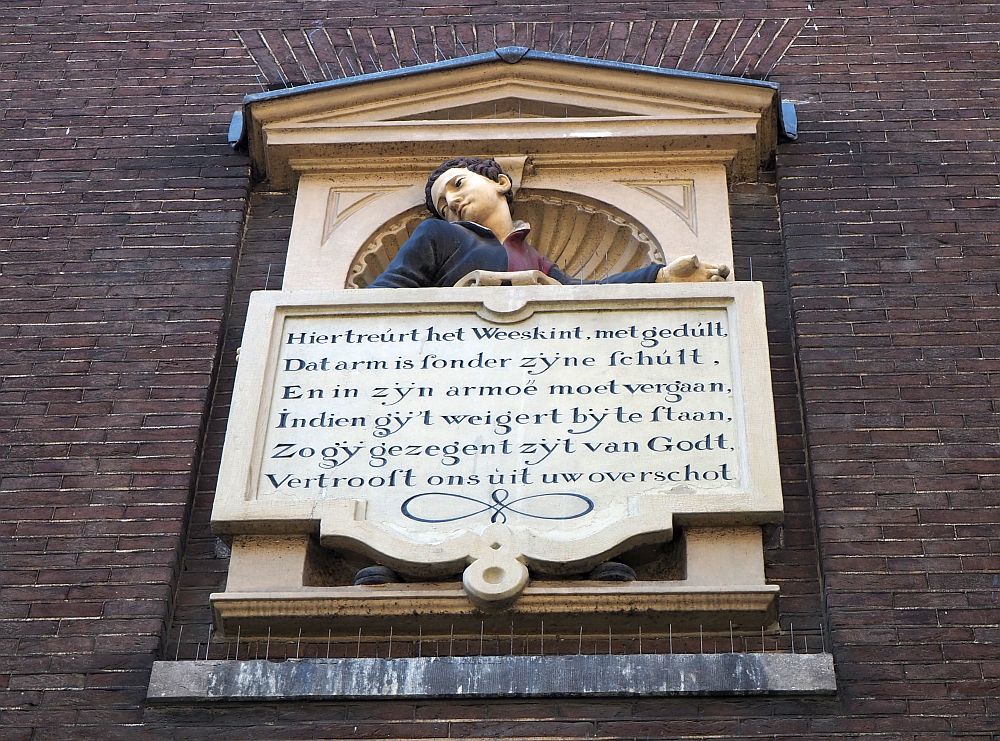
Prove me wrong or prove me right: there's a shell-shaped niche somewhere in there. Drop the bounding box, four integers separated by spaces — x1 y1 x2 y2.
346 190 664 288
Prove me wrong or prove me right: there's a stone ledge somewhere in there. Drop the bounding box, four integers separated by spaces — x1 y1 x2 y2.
147 652 835 701
210 583 780 638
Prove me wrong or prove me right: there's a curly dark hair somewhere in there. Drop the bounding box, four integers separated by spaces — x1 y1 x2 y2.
424 157 513 218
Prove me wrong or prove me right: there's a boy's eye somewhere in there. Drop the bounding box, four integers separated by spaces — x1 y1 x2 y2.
454 177 464 187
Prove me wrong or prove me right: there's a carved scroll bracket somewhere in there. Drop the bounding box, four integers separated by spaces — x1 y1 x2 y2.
316 495 675 608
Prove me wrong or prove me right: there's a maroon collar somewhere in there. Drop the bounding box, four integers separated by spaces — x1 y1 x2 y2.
502 224 554 274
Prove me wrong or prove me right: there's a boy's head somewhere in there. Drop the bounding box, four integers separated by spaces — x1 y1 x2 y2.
424 157 513 218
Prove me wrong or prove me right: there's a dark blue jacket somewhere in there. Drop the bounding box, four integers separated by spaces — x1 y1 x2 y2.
368 219 662 288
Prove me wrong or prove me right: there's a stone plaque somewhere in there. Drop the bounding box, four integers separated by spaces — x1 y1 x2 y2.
213 283 781 605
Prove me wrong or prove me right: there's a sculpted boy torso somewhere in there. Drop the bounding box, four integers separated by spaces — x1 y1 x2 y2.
369 157 730 289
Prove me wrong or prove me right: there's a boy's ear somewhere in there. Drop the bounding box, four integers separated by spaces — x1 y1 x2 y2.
496 174 513 194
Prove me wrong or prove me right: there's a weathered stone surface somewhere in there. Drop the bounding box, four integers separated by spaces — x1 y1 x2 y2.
147 652 836 701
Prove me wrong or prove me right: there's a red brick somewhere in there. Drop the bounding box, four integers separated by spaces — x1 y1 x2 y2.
3 5 999 739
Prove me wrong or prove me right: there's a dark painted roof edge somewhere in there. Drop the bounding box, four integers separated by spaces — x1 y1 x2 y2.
779 100 798 141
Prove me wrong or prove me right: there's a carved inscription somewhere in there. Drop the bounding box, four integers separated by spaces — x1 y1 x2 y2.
258 308 739 532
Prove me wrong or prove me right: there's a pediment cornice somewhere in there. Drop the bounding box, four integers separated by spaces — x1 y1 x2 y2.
238 48 784 188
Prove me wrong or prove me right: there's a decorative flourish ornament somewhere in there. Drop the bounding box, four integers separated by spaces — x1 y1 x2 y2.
401 488 595 525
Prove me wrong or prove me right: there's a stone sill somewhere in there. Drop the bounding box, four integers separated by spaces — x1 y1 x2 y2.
147 652 835 701
210 583 780 638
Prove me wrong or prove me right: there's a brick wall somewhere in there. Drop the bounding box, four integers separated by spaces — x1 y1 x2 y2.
2 1 998 738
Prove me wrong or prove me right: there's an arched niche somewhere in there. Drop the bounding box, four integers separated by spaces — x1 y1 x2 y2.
346 189 664 288
283 163 721 290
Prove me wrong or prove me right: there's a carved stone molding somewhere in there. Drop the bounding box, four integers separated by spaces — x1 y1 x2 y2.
238 49 781 189
322 190 390 244
622 180 698 236
215 49 788 638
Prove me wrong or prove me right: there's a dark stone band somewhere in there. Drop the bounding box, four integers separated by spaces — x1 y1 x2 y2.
148 652 836 701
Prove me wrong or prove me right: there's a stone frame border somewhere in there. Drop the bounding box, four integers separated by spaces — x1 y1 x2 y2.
212 282 782 536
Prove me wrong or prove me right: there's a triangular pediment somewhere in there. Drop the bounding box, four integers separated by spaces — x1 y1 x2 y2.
393 97 634 121
238 47 782 187
278 77 748 126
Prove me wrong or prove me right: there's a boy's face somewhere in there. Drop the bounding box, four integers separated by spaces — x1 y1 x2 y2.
430 167 511 225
